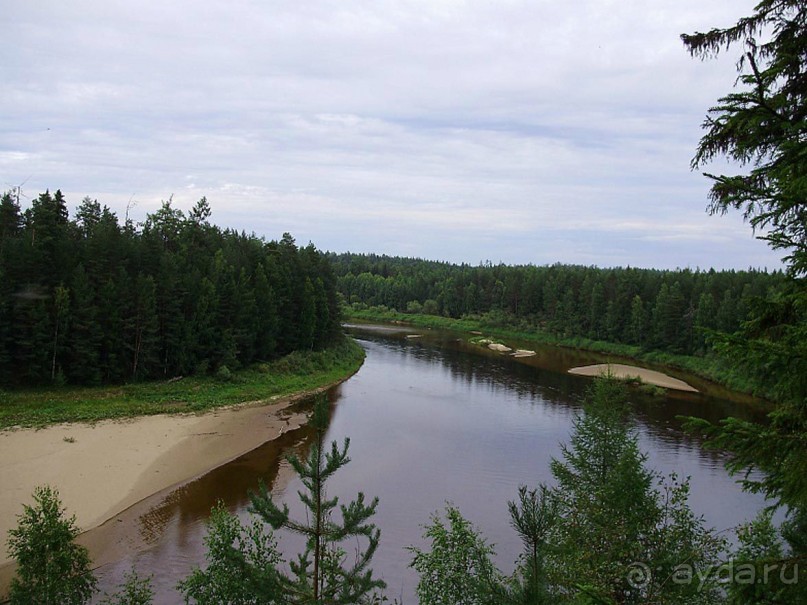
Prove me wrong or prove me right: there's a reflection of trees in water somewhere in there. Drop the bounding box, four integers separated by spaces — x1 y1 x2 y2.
352 329 767 467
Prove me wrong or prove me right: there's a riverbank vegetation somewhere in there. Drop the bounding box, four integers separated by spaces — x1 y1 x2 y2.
333 255 783 354
331 256 787 398
3 0 805 602
347 306 761 394
0 193 342 387
0 337 364 429
2 379 764 604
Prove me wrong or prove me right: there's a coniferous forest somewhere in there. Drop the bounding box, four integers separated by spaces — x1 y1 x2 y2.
0 191 342 387
331 253 785 357
2 1 805 603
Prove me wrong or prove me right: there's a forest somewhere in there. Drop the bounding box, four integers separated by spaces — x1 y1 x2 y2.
0 191 342 387
2 0 805 603
331 253 785 358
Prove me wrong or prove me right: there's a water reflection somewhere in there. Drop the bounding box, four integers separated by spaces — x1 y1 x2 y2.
90 325 770 604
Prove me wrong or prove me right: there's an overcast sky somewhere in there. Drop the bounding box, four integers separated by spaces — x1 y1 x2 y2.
1 0 783 270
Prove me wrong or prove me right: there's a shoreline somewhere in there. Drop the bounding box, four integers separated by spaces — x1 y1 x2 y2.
0 375 354 571
345 313 767 405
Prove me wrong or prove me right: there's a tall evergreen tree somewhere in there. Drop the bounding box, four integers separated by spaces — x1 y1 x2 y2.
0 191 22 247
682 6 806 602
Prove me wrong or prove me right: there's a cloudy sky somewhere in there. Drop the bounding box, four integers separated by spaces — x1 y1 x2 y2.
2 0 782 270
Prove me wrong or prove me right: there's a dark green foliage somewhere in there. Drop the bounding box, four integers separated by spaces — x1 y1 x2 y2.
6 485 97 605
0 192 342 386
723 511 805 604
492 486 556 605
682 4 807 603
249 396 385 604
0 191 22 244
682 0 806 277
547 379 725 604
408 505 500 605
178 504 282 604
331 253 783 360
409 378 725 605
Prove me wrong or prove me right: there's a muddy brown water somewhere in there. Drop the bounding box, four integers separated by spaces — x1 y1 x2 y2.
6 324 774 603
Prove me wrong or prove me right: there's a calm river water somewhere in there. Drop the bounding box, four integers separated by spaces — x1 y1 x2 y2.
91 323 770 604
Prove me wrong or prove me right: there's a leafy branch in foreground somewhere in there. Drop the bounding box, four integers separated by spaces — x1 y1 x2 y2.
178 503 283 604
6 485 97 605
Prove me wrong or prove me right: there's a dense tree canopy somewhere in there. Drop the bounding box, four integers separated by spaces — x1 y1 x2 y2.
0 191 342 386
331 252 783 358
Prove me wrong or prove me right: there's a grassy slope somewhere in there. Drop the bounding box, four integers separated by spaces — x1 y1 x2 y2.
0 338 365 429
346 308 766 399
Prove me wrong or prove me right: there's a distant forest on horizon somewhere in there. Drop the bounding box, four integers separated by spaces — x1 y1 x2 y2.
331 252 786 359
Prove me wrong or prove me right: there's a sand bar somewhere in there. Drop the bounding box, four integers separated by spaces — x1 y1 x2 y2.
0 385 337 566
488 343 512 353
568 363 698 392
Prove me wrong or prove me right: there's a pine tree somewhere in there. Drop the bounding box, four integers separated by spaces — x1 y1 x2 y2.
249 396 385 604
0 191 22 249
492 486 557 605
126 275 159 380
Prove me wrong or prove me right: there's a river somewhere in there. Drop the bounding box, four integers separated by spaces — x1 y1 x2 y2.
90 323 770 603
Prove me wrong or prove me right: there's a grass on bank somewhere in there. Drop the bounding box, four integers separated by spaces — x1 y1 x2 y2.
0 338 365 430
346 307 768 399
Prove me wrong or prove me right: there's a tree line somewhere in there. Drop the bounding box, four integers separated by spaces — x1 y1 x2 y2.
331 253 785 356
0 191 342 387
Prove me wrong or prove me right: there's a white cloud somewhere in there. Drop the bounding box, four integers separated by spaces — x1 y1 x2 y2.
0 0 779 270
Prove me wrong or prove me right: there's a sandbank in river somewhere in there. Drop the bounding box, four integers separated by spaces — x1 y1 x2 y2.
568 363 698 392
0 384 340 569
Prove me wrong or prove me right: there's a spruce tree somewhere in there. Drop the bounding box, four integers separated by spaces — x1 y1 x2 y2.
683 4 806 601
249 395 385 604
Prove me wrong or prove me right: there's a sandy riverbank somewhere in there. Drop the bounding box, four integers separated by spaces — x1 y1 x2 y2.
0 386 334 567
568 363 698 392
